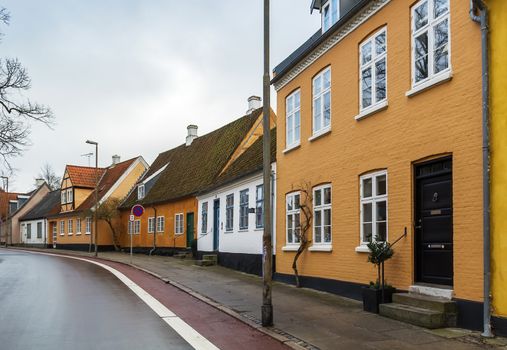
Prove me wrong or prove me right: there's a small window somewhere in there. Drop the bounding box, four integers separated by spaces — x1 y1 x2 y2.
134 219 141 234
201 202 208 233
67 189 73 204
85 217 92 234
60 220 65 236
256 185 264 229
138 184 145 200
286 90 301 148
322 0 339 32
286 192 301 245
156 216 165 233
148 217 155 233
76 218 81 233
68 219 73 234
226 194 234 231
37 222 42 239
26 223 32 239
61 191 66 204
312 67 331 135
175 213 184 234
128 220 133 235
360 171 388 244
359 27 387 111
313 184 332 245
239 189 249 230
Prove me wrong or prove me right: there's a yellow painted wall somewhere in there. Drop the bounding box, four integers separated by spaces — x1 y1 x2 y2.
275 0 483 301
119 197 198 249
489 0 507 317
110 161 147 200
51 215 119 246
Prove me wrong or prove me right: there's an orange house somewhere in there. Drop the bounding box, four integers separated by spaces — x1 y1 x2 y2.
273 0 484 330
48 155 148 250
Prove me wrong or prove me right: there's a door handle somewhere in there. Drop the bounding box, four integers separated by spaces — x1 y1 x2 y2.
427 244 445 249
415 225 422 229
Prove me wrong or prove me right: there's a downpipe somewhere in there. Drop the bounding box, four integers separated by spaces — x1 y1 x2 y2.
470 0 493 338
149 207 157 256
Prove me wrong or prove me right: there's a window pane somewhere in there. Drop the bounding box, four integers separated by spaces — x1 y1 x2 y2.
288 227 293 243
315 210 322 228
314 96 322 131
362 178 372 198
324 209 331 226
414 1 428 30
376 175 387 195
363 203 372 222
376 201 387 221
323 92 331 127
324 226 331 243
314 76 322 95
363 223 373 242
294 213 301 242
375 59 386 102
323 69 331 89
315 189 322 207
434 0 448 18
315 225 322 244
377 222 387 241
287 95 293 113
287 116 293 145
375 32 386 55
361 67 372 108
323 187 331 205
287 196 293 211
295 111 300 142
415 32 429 82
295 194 300 209
434 19 449 73
294 91 300 108
361 42 372 64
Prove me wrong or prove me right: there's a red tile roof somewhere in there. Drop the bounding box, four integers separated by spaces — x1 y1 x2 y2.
66 165 106 188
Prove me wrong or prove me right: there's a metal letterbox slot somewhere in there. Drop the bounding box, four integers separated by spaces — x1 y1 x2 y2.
430 209 442 215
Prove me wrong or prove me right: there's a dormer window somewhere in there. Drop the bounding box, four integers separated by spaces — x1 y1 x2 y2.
61 191 66 204
138 184 145 200
322 0 339 32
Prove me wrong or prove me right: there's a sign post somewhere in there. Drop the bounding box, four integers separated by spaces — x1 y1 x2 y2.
130 205 144 264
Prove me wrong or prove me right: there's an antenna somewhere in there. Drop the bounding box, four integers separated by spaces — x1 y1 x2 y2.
81 152 94 167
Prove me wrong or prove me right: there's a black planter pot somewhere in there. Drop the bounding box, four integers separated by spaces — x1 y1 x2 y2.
362 287 396 313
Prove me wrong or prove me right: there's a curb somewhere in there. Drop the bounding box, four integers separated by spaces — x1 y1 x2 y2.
7 247 313 350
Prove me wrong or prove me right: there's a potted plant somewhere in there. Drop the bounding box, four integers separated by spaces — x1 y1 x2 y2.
362 237 395 313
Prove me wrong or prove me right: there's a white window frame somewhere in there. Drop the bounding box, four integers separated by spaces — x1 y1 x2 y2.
312 67 332 136
156 216 165 233
148 216 155 233
312 184 332 246
175 213 184 235
76 218 81 234
128 220 133 235
225 194 234 232
85 217 92 235
359 27 387 113
134 219 141 234
285 192 301 246
285 89 301 149
60 220 65 236
359 170 388 246
37 222 42 239
321 0 339 33
26 223 32 239
68 219 73 235
410 0 451 88
67 189 73 204
201 202 208 233
138 184 145 200
239 189 249 230
61 191 66 204
255 185 264 229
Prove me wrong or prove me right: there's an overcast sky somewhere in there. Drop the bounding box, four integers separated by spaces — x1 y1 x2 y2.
0 1 319 192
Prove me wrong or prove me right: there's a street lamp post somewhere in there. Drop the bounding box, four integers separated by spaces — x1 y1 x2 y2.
1 176 8 246
86 140 99 257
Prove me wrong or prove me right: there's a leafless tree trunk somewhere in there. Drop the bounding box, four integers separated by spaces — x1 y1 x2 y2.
292 182 313 288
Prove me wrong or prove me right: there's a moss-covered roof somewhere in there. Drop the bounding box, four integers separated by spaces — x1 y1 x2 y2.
121 108 262 208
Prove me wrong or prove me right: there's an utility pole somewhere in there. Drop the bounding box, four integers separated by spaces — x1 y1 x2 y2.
86 140 99 257
1 176 8 246
261 0 273 327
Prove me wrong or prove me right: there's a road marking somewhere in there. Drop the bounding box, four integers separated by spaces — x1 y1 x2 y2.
21 251 220 350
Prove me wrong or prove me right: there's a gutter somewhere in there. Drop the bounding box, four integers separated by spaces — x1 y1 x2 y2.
470 0 492 338
149 206 157 256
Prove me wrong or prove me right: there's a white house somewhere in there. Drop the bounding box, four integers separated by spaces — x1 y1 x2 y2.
197 128 276 276
19 190 60 247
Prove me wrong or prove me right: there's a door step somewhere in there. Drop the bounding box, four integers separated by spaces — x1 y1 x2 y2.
195 254 217 267
408 285 453 300
379 292 457 329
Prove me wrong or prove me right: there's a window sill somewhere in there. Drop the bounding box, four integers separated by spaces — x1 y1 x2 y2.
355 100 388 121
406 70 453 97
254 227 264 231
308 128 331 142
85 232 91 235
156 231 164 234
308 244 333 252
282 245 300 252
223 230 233 234
238 229 249 233
175 233 184 236
59 234 64 236
355 245 371 253
68 233 73 236
283 143 300 154
76 232 81 235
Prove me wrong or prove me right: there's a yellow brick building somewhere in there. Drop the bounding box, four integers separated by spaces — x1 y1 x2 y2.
273 0 484 329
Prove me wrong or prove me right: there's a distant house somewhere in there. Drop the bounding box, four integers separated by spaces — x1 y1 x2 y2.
197 128 276 275
48 155 148 251
19 190 61 247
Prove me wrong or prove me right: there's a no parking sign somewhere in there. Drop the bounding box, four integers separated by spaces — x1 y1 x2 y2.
131 204 144 217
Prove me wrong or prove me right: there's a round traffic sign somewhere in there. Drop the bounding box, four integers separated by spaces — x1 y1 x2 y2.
132 204 144 217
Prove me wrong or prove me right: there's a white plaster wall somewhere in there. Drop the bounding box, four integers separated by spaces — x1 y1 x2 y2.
197 164 276 255
20 219 48 245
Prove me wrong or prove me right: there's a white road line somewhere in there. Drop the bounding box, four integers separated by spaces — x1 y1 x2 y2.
20 250 220 350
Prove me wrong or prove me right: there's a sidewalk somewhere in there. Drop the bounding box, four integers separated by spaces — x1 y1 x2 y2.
14 248 507 350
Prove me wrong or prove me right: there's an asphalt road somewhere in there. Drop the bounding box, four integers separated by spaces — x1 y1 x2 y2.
0 250 193 350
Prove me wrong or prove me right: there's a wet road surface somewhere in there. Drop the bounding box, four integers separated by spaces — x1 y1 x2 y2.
0 250 193 350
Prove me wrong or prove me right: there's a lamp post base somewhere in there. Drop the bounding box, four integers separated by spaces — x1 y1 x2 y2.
261 304 273 327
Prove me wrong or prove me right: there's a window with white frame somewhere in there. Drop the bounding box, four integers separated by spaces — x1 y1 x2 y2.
286 90 301 148
313 184 332 245
85 217 92 234
61 191 66 204
138 184 145 200
226 194 234 231
322 0 339 32
60 220 65 235
67 189 73 204
360 27 387 111
148 217 155 233
201 202 208 233
360 171 388 244
52 223 57 237
239 189 249 230
37 222 42 239
26 223 32 239
76 218 81 234
411 0 450 86
68 219 73 234
312 67 331 135
286 192 301 244
256 185 264 229
134 219 141 234
156 216 165 233
128 220 133 235
175 213 184 234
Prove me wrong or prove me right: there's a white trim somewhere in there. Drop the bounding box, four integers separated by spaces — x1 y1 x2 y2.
355 100 388 121
285 89 301 149
282 245 299 252
405 70 452 97
286 192 301 245
312 67 332 135
141 162 169 185
174 213 184 235
308 127 331 142
308 244 333 252
147 216 155 234
409 285 454 300
355 245 370 253
313 184 332 245
156 216 165 233
283 143 301 154
359 170 388 245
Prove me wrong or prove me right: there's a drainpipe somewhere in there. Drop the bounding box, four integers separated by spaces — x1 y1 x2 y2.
149 207 157 256
470 0 492 338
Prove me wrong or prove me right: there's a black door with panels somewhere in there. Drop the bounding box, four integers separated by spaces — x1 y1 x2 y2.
415 157 453 286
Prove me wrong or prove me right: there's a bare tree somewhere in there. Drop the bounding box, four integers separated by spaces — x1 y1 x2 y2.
291 182 313 288
89 198 122 251
35 163 60 190
0 7 53 170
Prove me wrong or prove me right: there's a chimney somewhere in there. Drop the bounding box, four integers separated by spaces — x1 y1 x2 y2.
246 95 261 114
186 125 198 146
112 154 121 165
35 178 45 187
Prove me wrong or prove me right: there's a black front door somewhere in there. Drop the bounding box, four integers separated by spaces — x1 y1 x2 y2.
415 157 453 286
213 199 220 251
